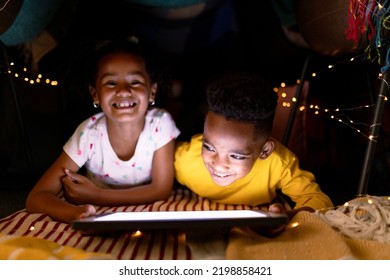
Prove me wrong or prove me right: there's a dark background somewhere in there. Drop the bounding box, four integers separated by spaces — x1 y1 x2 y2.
1 0 389 217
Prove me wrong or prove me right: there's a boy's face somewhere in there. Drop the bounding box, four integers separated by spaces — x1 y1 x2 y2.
202 112 273 186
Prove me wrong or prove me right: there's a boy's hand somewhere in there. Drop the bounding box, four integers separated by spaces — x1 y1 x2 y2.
249 203 288 237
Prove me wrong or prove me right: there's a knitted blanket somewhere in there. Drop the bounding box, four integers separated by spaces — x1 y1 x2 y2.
226 210 390 260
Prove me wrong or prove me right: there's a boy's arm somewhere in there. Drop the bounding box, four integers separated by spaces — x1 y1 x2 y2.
278 155 333 211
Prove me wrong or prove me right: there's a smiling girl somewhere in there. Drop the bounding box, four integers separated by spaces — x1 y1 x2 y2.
26 38 180 223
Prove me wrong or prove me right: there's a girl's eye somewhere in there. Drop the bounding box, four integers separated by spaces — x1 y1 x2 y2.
130 80 142 86
105 81 117 87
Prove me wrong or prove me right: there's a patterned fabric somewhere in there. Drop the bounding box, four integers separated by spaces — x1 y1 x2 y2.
0 187 285 260
63 108 180 188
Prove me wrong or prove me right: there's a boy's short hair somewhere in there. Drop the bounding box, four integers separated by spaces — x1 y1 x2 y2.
206 72 277 138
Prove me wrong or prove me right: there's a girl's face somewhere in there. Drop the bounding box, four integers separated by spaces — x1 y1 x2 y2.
90 52 156 124
201 112 274 186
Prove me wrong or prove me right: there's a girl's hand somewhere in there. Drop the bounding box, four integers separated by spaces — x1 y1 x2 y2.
61 169 101 205
75 204 97 220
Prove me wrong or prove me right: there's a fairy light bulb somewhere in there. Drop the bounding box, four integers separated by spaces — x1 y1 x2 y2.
289 222 299 228
2 62 59 87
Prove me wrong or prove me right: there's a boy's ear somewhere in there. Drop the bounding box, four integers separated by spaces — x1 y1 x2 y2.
258 139 275 160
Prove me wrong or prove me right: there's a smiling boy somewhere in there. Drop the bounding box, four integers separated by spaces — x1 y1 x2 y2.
174 73 333 213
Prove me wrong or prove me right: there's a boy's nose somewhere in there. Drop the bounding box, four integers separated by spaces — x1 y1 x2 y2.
211 155 228 169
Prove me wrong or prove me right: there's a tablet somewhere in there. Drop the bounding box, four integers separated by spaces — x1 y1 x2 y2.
72 210 289 232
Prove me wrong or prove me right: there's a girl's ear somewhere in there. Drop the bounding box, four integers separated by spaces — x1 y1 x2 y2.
258 139 275 160
149 82 158 102
89 85 98 102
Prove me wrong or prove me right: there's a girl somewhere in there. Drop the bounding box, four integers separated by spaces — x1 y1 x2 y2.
26 38 180 223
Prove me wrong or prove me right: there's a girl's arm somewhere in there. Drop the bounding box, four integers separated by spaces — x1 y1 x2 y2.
62 139 176 206
25 151 96 223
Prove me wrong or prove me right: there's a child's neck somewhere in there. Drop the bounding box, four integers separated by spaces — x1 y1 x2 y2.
106 119 146 161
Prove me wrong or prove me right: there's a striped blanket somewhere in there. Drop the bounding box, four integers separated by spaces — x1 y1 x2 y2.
0 186 270 260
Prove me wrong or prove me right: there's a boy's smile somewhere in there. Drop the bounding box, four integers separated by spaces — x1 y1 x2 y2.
201 112 271 186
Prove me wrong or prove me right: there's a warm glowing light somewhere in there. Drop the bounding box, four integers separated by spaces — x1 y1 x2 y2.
280 82 286 88
281 92 287 98
289 222 299 228
328 65 334 69
299 106 305 111
132 230 142 237
311 73 317 77
292 97 297 102
29 226 35 231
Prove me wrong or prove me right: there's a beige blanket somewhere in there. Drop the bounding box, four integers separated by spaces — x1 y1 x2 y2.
226 211 390 260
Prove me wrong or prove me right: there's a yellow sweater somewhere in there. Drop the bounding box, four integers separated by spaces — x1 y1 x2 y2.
175 134 333 210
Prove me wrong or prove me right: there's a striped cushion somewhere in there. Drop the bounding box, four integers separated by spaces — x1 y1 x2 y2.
0 186 289 260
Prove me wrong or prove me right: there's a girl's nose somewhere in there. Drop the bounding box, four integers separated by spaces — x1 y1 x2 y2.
116 84 132 96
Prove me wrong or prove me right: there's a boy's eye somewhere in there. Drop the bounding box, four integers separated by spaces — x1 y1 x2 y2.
202 143 215 152
230 154 246 160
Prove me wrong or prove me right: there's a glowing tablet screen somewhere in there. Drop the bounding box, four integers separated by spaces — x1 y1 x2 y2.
72 210 289 233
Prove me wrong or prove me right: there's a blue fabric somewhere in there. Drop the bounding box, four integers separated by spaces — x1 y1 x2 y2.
123 0 208 8
0 0 63 46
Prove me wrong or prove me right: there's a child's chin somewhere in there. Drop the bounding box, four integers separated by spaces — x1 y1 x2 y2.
211 176 236 187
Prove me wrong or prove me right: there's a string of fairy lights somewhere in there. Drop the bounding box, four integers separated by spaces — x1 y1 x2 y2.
0 49 388 142
1 61 58 86
274 51 389 142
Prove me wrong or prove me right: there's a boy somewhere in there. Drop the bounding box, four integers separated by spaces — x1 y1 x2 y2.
174 73 333 217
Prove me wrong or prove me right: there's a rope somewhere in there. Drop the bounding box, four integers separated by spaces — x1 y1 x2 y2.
316 196 390 243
